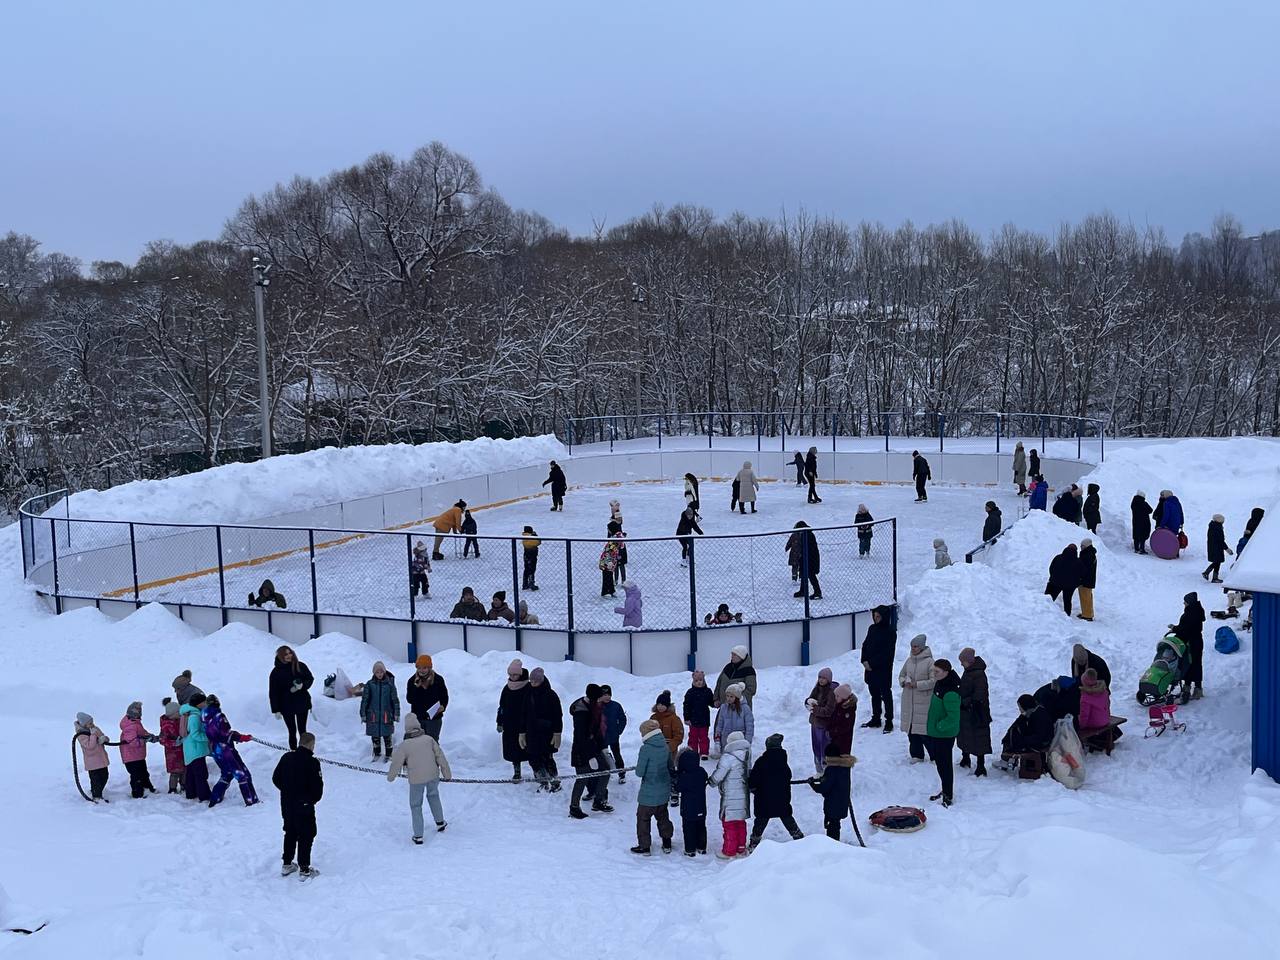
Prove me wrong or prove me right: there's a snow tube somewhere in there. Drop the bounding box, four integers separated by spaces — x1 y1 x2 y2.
1215 625 1240 655
869 806 927 833
1150 527 1181 560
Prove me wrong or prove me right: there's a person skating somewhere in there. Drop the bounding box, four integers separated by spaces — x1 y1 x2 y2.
609 523 629 583
808 742 854 841
269 645 314 751
203 695 259 808
735 461 760 514
1077 538 1098 621
1204 514 1232 583
522 667 563 792
410 541 432 598
158 699 185 794
361 661 400 762
614 579 643 629
497 660 530 781
826 684 857 756
179 693 211 801
609 498 623 527
934 538 953 569
899 635 936 763
748 734 804 847
461 509 480 558
788 521 822 600
805 666 837 775
448 587 487 621
521 527 540 590
676 747 709 856
431 500 465 560
804 446 822 503
684 670 715 760
676 506 703 568
1012 441 1028 496
118 701 158 798
75 712 111 801
926 659 961 807
683 473 702 516
982 501 1002 544
714 683 755 752
631 720 675 855
542 460 567 511
387 714 451 843
406 654 448 742
1045 544 1081 615
1172 592 1207 702
912 450 931 502
487 591 516 623
708 730 751 859
568 684 614 819
601 684 627 782
1083 483 1101 534
1070 643 1111 688
651 690 684 806
956 648 991 777
1130 491 1153 554
791 452 805 486
273 731 323 879
1029 448 1041 477
855 503 874 556
861 604 896 733
714 645 758 706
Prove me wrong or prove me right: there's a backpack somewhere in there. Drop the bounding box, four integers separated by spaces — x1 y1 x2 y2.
1214 625 1240 655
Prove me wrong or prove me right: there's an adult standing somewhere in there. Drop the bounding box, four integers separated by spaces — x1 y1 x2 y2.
1173 592 1206 702
956 648 991 777
496 660 530 781
1156 489 1184 534
898 635 935 763
172 670 204 707
714 645 758 707
804 447 822 504
735 461 760 514
1083 484 1101 534
1240 507 1266 553
1045 544 1082 615
788 521 822 600
805 667 837 775
1053 487 1081 524
269 645 314 751
406 655 449 742
543 460 567 511
387 715 451 843
861 605 896 732
982 501 1002 543
360 661 400 762
1029 448 1041 478
568 684 614 818
676 506 703 568
1204 514 1232 583
1131 491 1153 554
431 500 466 560
1070 643 1112 688
522 667 562 791
1013 441 1028 496
1077 538 1097 622
911 450 931 502
272 732 323 879
925 660 961 807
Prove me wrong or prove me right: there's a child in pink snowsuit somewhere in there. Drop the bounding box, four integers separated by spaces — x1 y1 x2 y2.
75 712 111 801
159 699 186 794
119 701 158 798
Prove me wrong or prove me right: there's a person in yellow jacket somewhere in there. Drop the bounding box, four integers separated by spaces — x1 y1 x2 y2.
431 500 466 560
522 525 541 590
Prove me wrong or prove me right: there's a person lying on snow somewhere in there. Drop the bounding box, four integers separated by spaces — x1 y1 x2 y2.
704 603 744 625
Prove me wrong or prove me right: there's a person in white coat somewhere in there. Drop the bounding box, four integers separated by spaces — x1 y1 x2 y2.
708 730 751 858
735 461 760 514
386 714 452 844
898 635 936 763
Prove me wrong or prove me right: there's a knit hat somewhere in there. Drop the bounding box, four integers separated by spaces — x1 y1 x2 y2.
858 503 868 512
75 711 93 727
586 683 602 701
834 683 853 702
530 667 545 684
958 647 975 663
493 591 506 602
933 538 945 548
818 667 833 682
730 645 749 661
507 659 523 676
164 701 180 719
765 733 784 750
126 701 142 720
639 719 661 738
725 683 745 701
172 670 192 691
1072 644 1088 665
1161 490 1172 498
1213 514 1225 523
726 731 745 744
1136 490 1146 498
205 694 220 709
413 541 426 554
518 600 529 616
416 654 433 670
692 669 706 683
655 689 672 708
1081 538 1092 548
910 633 927 649
1017 694 1037 712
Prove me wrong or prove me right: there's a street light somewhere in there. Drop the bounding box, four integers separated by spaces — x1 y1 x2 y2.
251 258 272 458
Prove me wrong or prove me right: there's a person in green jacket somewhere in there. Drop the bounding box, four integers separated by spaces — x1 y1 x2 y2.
631 719 675 856
925 660 961 808
179 694 211 802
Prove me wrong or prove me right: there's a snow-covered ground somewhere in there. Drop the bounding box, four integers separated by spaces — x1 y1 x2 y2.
2 437 1280 958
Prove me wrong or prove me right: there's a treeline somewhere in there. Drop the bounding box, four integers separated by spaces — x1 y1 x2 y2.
2 140 1279 510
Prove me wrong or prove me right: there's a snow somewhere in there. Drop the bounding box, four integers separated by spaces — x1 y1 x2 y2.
1227 497 1280 594
2 436 1279 958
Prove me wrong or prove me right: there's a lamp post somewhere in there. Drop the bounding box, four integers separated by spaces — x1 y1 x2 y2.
251 258 272 458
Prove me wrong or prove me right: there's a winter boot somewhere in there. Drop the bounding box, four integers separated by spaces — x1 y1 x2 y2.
299 867 319 882
975 757 988 777
372 739 382 761
436 821 448 832
748 834 762 851
883 720 893 733
591 800 614 813
630 845 652 856
959 754 971 769
281 863 298 877
1192 683 1204 700
662 838 673 854
617 770 626 784
512 763 522 783
862 717 882 728
568 806 588 820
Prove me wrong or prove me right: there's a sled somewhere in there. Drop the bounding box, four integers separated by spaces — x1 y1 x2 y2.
1150 528 1180 560
869 805 927 833
1145 702 1187 738
1214 625 1240 655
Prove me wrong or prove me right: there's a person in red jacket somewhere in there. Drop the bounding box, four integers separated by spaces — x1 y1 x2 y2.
827 684 858 756
159 699 186 794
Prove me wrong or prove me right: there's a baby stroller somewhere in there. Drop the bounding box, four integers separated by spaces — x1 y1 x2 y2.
1136 633 1189 707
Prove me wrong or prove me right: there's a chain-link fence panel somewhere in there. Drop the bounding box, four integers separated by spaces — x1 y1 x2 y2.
48 519 133 599
803 521 897 617
133 523 224 607
312 528 407 619
217 525 314 613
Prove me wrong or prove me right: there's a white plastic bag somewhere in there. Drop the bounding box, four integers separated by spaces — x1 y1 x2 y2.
1048 716 1086 789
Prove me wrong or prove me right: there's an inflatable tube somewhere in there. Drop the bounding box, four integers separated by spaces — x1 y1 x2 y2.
869 805 927 833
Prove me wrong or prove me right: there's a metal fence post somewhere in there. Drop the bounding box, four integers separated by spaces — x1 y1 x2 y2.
1040 416 1047 454
1100 423 1106 462
892 519 899 603
657 414 663 450
780 414 786 453
310 530 321 638
19 514 28 580
215 525 227 626
565 539 575 661
49 518 61 615
831 410 837 453
883 413 890 452
404 533 416 624
511 537 522 652
707 415 712 450
129 522 140 607
995 413 1001 454
566 418 573 456
939 414 945 454
756 413 762 453
1077 418 1082 460
799 532 811 666
687 538 699 672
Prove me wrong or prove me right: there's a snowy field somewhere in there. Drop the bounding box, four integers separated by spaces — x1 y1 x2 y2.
3 437 1280 958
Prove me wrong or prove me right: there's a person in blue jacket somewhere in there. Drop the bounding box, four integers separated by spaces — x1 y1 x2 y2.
1155 489 1184 533
1028 475 1049 512
600 684 628 784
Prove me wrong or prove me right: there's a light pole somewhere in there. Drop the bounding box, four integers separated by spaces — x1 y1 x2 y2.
251 258 272 458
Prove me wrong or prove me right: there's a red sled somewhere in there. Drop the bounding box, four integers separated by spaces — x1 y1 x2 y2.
1150 527 1180 560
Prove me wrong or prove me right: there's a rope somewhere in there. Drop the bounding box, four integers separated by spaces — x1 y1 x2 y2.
71 734 123 804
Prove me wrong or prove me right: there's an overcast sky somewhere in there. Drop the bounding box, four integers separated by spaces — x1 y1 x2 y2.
4 0 1277 264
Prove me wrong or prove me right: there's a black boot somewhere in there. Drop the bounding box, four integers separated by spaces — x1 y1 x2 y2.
568 806 588 820
862 717 881 728
883 720 893 733
975 757 987 777
959 754 971 769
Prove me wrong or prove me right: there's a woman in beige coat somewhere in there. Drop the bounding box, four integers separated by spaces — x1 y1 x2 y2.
735 462 760 514
387 714 452 843
898 634 935 763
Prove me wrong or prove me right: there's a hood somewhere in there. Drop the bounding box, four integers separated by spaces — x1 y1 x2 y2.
677 749 702 773
642 728 667 745
1087 483 1099 495
404 714 424 738
723 735 750 760
964 656 987 674
911 645 933 660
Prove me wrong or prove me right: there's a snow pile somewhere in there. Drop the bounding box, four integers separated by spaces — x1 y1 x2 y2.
56 435 565 525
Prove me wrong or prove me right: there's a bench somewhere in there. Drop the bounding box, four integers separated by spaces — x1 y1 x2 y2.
1078 715 1127 756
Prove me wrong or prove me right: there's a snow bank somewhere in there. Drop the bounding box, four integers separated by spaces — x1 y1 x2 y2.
57 436 565 525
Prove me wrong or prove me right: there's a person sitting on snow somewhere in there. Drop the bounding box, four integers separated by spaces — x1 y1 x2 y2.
704 603 744 625
1000 694 1054 766
933 538 953 569
248 578 287 609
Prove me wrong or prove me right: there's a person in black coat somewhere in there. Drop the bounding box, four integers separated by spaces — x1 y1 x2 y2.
405 656 449 741
1077 538 1098 621
1029 449 1041 477
860 604 896 730
542 460 567 511
748 734 804 846
1203 514 1232 583
1240 507 1265 553
568 684 612 817
272 732 323 877
1070 643 1111 688
807 742 853 840
1083 483 1101 533
787 521 822 600
682 677 715 759
982 501 1002 543
1045 544 1081 615
1052 487 1082 524
1131 492 1153 554
522 668 562 791
1172 592 1207 702
1033 677 1080 724
804 447 822 503
269 645 314 750
676 506 703 564
676 748 709 856
912 450 931 502
461 509 480 558
791 452 805 486
497 661 531 781
1001 695 1054 758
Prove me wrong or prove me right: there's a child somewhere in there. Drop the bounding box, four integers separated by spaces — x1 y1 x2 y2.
1029 475 1049 512
361 661 400 761
676 748 709 857
632 719 675 855
600 684 627 784
933 538 953 569
462 510 479 558
203 695 260 808
730 476 741 512
159 699 185 794
683 670 715 761
808 742 854 840
74 712 111 801
1077 668 1118 750
118 701 158 798
748 733 804 848
714 683 755 752
521 526 540 591
651 691 684 807
179 693 211 801
703 604 743 625
410 542 432 598
708 730 750 859
855 504 874 556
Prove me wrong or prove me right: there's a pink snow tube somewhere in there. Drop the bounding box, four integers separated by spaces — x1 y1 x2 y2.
1150 527 1180 560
